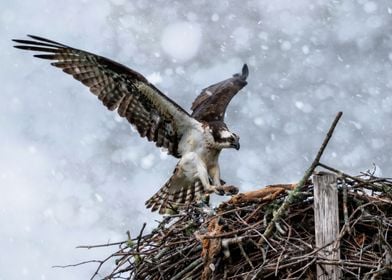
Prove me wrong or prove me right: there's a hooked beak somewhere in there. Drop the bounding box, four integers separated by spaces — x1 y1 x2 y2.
232 139 240 150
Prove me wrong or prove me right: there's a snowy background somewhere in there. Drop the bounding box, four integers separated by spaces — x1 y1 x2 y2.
1 0 392 278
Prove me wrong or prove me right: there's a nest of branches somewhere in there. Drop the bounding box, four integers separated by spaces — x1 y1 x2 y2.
83 165 392 280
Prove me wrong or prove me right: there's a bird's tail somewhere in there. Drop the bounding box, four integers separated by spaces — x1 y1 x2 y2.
145 177 204 214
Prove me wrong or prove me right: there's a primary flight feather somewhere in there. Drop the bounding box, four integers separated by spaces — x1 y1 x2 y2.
13 35 248 214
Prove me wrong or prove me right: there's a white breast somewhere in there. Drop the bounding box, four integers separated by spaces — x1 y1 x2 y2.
179 123 207 153
177 123 220 189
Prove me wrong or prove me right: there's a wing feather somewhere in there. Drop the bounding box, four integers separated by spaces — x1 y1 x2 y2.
14 35 199 157
191 64 249 122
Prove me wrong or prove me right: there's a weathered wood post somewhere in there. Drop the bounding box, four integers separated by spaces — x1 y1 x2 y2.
313 173 341 280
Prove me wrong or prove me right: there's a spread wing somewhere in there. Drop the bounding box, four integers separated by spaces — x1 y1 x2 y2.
191 64 248 122
13 35 199 158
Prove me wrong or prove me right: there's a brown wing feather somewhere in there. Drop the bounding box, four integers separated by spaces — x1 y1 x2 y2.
191 64 249 122
13 35 197 158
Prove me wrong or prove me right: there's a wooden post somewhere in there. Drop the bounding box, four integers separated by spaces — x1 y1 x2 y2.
313 173 341 280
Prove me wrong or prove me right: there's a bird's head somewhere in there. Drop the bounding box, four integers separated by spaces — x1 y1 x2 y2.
213 128 240 150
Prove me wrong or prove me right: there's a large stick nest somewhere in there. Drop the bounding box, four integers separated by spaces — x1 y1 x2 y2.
86 167 392 280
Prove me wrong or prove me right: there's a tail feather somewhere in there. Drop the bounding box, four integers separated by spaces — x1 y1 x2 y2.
185 183 195 203
146 179 204 214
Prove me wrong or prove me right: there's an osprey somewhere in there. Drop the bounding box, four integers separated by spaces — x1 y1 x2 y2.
13 35 248 214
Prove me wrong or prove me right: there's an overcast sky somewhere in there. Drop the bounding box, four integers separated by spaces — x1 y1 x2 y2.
1 0 392 279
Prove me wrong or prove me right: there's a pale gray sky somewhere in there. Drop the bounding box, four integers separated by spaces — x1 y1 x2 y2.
1 0 392 278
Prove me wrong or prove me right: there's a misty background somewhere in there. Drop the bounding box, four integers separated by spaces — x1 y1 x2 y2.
1 0 392 278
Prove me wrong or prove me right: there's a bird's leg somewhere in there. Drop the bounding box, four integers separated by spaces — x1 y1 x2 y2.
209 166 227 195
196 162 218 199
210 165 221 187
197 164 222 196
207 165 239 196
212 165 238 195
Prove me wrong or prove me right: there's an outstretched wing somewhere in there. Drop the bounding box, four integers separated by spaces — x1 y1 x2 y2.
13 35 199 158
191 64 248 122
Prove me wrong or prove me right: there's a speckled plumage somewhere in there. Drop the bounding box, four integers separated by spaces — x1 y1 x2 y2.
13 35 248 214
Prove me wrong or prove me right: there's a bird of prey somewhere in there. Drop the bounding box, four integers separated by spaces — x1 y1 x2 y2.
13 35 248 214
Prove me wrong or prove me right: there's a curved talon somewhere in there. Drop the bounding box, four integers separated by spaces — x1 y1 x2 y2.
205 184 239 196
222 184 239 195
214 186 226 195
205 185 218 194
211 185 239 196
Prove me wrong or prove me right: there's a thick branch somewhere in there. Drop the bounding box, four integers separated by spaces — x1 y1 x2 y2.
261 112 343 240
